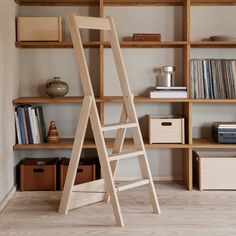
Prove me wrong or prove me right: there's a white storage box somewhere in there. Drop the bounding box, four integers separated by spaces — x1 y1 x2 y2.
193 151 236 190
148 115 185 144
17 17 63 42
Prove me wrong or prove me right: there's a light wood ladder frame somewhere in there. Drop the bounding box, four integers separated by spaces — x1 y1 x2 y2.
59 13 161 227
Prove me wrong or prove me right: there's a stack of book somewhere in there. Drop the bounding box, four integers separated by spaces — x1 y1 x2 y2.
212 122 236 144
15 105 46 144
149 86 187 98
190 59 236 99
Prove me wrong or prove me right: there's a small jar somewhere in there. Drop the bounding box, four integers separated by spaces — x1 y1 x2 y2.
160 66 176 87
46 77 69 97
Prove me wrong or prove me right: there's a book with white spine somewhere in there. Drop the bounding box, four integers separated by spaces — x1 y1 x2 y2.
31 107 41 144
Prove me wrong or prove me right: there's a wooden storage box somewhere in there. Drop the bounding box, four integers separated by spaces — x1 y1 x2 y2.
148 115 185 144
193 151 236 190
20 158 58 191
60 158 96 191
16 17 63 42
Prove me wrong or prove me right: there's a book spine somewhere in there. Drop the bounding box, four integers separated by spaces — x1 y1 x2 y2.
28 107 36 144
38 106 47 142
16 106 26 144
202 60 210 98
190 60 195 98
36 107 43 144
24 106 33 144
31 107 40 144
14 111 22 144
207 60 213 98
21 107 29 144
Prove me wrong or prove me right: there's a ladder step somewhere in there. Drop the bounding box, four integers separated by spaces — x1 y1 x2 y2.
109 150 144 162
116 179 150 192
101 122 137 131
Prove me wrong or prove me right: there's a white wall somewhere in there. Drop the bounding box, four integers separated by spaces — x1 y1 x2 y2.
17 5 236 180
0 0 19 202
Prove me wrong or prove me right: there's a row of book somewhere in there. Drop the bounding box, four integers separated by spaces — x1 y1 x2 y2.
15 105 46 144
190 59 236 99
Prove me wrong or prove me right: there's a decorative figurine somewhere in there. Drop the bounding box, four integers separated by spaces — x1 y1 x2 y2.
47 121 60 143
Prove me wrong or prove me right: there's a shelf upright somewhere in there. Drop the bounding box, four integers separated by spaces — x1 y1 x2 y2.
99 0 105 124
182 0 192 190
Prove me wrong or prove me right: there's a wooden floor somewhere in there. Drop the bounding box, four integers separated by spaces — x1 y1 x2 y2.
1 183 236 236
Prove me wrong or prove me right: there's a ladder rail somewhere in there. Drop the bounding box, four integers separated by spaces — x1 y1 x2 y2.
69 13 124 227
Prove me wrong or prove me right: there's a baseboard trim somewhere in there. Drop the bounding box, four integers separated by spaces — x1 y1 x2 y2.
0 186 16 212
115 176 183 182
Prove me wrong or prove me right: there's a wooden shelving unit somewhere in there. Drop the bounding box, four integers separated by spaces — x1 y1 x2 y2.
14 0 236 191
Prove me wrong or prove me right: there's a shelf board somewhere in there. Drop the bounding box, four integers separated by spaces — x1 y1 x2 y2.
190 99 236 103
12 96 102 105
14 138 236 150
103 96 190 103
13 96 236 105
15 0 236 6
192 138 236 148
15 41 100 48
104 41 187 48
191 0 236 5
15 41 187 49
13 138 95 150
191 41 236 48
103 96 236 103
13 138 188 150
16 0 184 6
15 0 99 6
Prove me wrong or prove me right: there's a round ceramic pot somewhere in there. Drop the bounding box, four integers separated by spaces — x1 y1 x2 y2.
46 77 69 97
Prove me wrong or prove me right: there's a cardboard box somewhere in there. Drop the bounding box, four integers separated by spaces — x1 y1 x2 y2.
60 158 96 191
20 158 58 191
193 151 236 190
17 17 63 42
148 115 185 144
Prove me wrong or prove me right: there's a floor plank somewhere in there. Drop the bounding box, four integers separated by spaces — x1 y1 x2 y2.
1 183 236 236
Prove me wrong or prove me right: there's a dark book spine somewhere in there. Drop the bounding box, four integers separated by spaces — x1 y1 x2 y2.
37 106 47 143
16 106 26 144
24 106 33 144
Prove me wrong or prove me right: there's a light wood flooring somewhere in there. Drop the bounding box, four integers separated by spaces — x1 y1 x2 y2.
1 183 236 236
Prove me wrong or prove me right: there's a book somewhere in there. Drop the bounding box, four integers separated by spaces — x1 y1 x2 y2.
190 59 236 99
24 106 33 144
16 106 26 144
31 107 40 144
150 91 187 98
37 106 47 143
14 111 22 144
155 86 187 91
133 33 161 41
21 107 29 144
28 106 36 144
35 106 46 143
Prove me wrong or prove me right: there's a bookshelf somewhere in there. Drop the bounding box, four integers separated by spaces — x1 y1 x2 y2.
14 0 236 191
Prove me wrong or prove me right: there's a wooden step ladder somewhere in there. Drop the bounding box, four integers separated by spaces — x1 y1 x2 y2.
58 13 161 227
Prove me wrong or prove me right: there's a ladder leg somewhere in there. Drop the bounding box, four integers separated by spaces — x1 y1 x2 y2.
131 127 161 214
59 96 92 214
90 104 124 227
